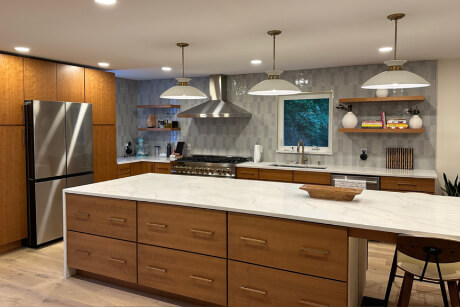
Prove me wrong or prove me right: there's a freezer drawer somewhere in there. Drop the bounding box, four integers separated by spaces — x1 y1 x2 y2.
34 179 66 245
66 102 93 175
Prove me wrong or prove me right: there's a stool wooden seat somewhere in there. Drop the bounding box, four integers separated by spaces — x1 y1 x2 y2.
384 235 460 307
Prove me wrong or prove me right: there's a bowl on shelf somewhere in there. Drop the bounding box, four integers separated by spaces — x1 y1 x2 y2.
299 184 363 201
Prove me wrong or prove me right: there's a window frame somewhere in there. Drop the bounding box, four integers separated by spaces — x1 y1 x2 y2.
277 91 334 155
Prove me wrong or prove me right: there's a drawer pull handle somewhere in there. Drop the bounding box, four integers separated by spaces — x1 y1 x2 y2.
298 300 328 307
190 229 214 236
240 236 267 244
107 257 127 264
107 217 126 223
146 222 167 228
76 249 91 255
146 266 167 273
189 275 213 283
74 212 90 217
299 247 329 256
240 172 255 175
240 286 267 295
397 182 417 186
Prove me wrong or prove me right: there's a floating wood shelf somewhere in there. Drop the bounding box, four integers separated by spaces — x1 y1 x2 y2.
339 128 424 134
138 128 181 132
137 105 180 109
338 96 425 104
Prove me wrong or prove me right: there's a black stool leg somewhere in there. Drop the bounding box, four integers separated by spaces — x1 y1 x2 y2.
384 250 397 305
439 280 449 307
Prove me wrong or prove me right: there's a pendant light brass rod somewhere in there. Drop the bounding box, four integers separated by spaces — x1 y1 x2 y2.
267 30 282 71
272 34 276 70
394 18 398 60
181 45 185 78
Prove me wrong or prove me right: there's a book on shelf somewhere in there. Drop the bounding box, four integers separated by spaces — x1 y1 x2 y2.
387 118 407 124
362 120 383 128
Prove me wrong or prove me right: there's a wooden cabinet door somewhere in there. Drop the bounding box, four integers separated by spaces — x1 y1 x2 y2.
0 54 24 125
0 126 27 245
85 68 116 125
24 58 57 101
57 64 84 102
93 125 117 182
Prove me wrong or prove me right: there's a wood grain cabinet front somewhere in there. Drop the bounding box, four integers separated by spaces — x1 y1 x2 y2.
67 231 137 283
117 164 131 177
138 244 227 306
293 171 331 185
381 176 435 194
154 162 171 174
66 194 136 241
131 162 153 175
258 169 293 182
57 64 84 102
236 168 259 180
228 260 347 307
93 125 117 182
138 202 227 258
0 54 24 125
84 68 116 125
24 58 57 101
228 213 348 281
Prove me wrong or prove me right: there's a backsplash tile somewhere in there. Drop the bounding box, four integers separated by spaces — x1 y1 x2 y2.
116 60 437 169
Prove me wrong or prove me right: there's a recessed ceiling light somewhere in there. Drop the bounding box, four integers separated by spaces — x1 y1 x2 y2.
161 67 172 71
95 0 117 5
379 46 393 53
14 46 30 53
98 62 110 67
251 59 262 65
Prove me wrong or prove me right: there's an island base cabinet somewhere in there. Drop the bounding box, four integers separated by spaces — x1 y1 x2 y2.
67 231 137 283
228 261 347 307
138 244 227 306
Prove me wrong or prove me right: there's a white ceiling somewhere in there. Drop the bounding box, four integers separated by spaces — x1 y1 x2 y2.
1 0 459 80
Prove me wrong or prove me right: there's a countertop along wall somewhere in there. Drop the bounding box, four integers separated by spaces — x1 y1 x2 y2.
117 60 437 169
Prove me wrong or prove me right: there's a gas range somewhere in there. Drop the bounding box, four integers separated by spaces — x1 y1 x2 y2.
171 155 250 178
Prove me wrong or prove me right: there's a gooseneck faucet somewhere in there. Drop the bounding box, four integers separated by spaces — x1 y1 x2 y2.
297 139 308 164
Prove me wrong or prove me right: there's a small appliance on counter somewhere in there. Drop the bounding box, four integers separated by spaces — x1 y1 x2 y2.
154 145 160 156
136 138 147 157
125 142 133 156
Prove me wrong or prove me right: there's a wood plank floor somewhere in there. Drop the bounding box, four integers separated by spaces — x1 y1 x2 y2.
0 241 445 306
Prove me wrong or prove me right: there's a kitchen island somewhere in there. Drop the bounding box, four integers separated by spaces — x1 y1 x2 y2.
63 174 460 306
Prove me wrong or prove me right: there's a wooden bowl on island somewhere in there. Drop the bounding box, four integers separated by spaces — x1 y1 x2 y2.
299 184 363 201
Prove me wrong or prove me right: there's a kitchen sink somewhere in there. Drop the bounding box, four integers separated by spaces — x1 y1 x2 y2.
270 163 327 169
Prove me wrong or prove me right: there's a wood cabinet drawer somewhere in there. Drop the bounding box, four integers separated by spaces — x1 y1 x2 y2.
138 244 227 306
154 162 171 174
381 176 435 193
138 202 227 257
259 169 293 182
228 213 348 281
67 231 137 283
293 171 331 185
66 194 136 241
117 164 131 175
236 168 259 180
228 260 347 307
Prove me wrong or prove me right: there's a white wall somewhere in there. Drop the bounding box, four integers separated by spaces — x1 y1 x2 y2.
436 59 460 194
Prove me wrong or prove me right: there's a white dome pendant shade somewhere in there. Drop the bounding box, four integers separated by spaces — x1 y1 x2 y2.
362 13 430 90
248 30 301 96
160 43 207 100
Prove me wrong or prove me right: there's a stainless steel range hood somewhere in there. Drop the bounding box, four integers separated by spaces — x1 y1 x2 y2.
177 75 252 118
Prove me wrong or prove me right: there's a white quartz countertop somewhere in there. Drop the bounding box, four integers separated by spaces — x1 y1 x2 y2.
117 156 172 164
238 162 438 179
65 173 459 240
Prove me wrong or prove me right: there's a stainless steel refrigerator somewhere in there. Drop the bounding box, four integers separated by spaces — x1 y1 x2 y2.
24 100 94 247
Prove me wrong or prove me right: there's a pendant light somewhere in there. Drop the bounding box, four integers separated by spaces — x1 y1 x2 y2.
160 43 207 99
248 30 301 96
362 13 430 89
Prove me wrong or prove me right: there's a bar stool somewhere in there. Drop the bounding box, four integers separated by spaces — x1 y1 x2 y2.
384 235 460 307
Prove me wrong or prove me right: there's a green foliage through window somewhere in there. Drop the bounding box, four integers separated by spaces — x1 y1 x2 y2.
283 98 329 147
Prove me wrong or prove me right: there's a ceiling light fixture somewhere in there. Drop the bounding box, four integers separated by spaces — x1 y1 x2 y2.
362 13 430 89
251 59 262 65
160 43 207 100
98 62 110 67
378 46 393 53
161 66 172 71
14 46 30 53
95 0 117 5
248 30 301 96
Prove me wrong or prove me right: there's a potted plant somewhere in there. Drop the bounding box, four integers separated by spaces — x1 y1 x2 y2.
441 173 460 197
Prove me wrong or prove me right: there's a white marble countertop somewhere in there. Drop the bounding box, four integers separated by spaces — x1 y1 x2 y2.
238 162 438 179
117 156 172 164
65 173 459 240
